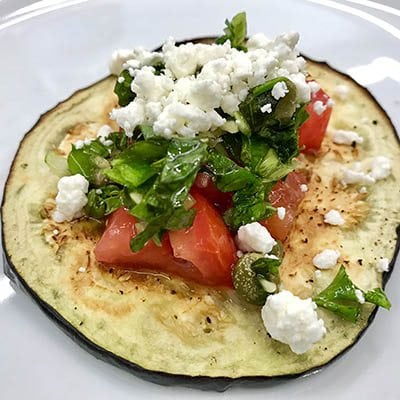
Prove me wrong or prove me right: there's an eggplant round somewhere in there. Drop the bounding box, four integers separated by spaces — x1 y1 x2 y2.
2 39 400 391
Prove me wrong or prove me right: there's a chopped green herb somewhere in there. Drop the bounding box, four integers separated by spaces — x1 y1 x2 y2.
114 69 135 106
216 11 247 51
314 265 391 322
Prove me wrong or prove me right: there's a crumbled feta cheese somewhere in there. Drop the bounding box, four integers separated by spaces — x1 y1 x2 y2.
355 289 365 304
326 98 334 108
277 207 286 220
110 32 310 138
313 249 340 269
271 81 289 100
260 103 272 114
376 257 389 272
261 290 326 354
78 266 86 273
109 47 162 76
308 81 320 95
334 84 349 100
52 174 89 223
74 138 93 149
341 156 392 186
74 140 85 150
324 209 345 226
52 229 59 235
341 168 375 185
369 156 392 180
117 76 125 84
313 100 327 116
95 189 103 195
109 49 135 75
236 250 244 258
332 130 364 145
300 184 308 192
359 186 367 194
97 124 113 146
314 270 322 279
236 222 276 254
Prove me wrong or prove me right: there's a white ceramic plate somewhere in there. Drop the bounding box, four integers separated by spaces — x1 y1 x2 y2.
1 1 399 398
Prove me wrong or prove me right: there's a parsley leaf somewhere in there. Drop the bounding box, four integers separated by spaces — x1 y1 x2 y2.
85 185 132 219
238 77 308 163
313 265 391 322
114 69 135 106
216 11 247 51
67 140 110 185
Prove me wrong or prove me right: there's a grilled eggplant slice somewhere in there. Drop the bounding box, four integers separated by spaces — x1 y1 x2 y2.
2 50 400 390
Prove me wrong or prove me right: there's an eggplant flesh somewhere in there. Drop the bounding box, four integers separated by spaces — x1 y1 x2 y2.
2 46 400 391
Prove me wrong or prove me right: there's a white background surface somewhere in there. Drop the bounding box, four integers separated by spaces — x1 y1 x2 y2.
0 1 399 399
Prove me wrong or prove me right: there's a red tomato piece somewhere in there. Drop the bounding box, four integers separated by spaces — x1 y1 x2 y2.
94 208 203 282
169 192 237 287
299 84 332 152
192 172 233 213
262 172 307 241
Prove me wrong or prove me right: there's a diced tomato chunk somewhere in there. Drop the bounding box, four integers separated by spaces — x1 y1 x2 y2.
193 172 233 213
94 208 203 282
262 172 307 241
169 192 237 287
299 84 332 152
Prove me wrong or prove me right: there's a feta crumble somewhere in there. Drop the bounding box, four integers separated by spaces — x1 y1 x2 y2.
308 81 320 95
78 266 86 273
260 103 272 113
369 156 392 180
53 174 89 223
261 290 326 354
314 270 322 279
334 84 349 100
313 100 327 116
109 32 310 138
300 184 308 192
341 156 392 186
271 81 289 100
359 186 367 194
332 129 364 146
97 124 113 146
236 222 276 254
376 257 390 272
74 138 93 149
313 249 340 269
355 289 365 304
277 206 286 220
324 209 345 226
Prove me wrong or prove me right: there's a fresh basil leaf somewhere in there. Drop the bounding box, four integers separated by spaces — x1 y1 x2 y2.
165 207 197 231
239 77 303 163
364 288 391 310
130 219 162 252
117 139 168 163
241 136 294 182
216 11 247 51
104 161 158 188
114 69 135 106
140 124 157 140
161 139 208 184
206 151 255 192
224 180 276 229
85 185 131 219
129 139 207 251
67 140 110 185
